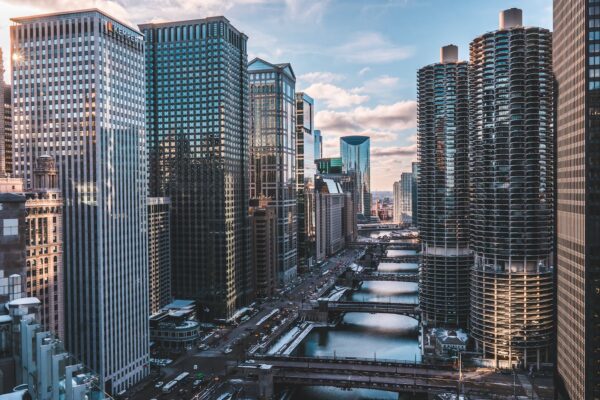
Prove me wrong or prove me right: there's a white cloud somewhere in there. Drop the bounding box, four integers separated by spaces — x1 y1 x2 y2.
356 74 400 95
358 67 371 76
284 0 330 22
303 82 369 109
298 71 345 85
316 101 416 132
335 32 413 64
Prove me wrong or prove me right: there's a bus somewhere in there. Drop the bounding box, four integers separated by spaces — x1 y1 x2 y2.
162 380 178 393
174 372 189 382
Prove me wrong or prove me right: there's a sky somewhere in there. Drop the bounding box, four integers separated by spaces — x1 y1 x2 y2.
0 0 552 190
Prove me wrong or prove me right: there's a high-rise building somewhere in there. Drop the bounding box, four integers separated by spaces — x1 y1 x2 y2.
417 45 471 328
11 10 149 392
399 172 413 224
24 156 63 339
249 197 278 298
411 162 419 226
296 92 316 270
249 58 298 284
554 0 600 398
148 197 171 315
314 130 323 160
340 136 370 217
0 48 11 177
315 176 345 260
141 17 252 319
393 181 402 224
316 157 343 174
469 9 554 367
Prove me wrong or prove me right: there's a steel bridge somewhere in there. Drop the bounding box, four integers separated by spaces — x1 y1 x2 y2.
354 271 418 283
316 300 420 319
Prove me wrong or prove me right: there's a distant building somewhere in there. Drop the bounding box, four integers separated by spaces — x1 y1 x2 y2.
340 136 370 217
315 176 345 260
0 187 26 304
148 197 171 315
398 173 413 224
313 130 323 160
411 162 418 227
296 93 317 270
393 181 401 224
249 58 298 284
316 157 343 174
249 198 278 298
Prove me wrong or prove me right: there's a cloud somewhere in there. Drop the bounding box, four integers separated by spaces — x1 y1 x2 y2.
335 32 413 64
298 71 345 85
371 144 417 157
356 74 400 95
358 67 371 76
303 82 369 109
284 0 330 22
316 101 416 132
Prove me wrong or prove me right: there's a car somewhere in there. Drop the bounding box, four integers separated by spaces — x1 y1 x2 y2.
154 381 163 388
223 347 233 354
193 379 202 386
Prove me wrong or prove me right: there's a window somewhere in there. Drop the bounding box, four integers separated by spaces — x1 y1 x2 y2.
3 219 18 236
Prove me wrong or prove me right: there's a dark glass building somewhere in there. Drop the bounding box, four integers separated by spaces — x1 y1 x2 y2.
296 92 316 269
469 9 554 367
316 157 343 174
141 17 252 319
340 136 370 217
554 0 600 398
249 58 298 284
148 197 172 315
418 45 471 328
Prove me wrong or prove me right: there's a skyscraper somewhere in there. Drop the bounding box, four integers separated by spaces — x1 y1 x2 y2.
11 10 149 392
249 197 278 298
315 176 345 260
554 0 600 397
418 45 471 328
148 197 171 315
141 17 252 319
314 129 323 160
469 9 554 367
0 48 10 177
296 92 316 269
249 58 298 284
399 172 413 224
340 136 370 217
393 181 402 224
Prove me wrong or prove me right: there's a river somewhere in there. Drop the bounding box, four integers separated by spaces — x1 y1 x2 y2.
288 235 422 399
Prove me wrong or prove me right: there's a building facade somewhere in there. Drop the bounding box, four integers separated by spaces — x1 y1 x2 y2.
11 10 149 392
249 58 297 284
295 92 316 270
148 197 171 315
469 9 554 367
141 17 252 319
313 129 322 160
393 181 401 224
340 136 370 217
554 0 600 397
315 176 345 260
0 48 11 177
399 172 413 224
24 156 63 340
249 198 278 298
417 45 471 328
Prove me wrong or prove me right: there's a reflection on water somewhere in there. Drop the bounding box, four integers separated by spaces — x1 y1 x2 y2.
386 249 417 257
350 281 418 304
295 313 420 361
290 386 426 400
378 262 418 273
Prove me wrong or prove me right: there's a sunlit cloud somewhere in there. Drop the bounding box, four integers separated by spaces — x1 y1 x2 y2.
335 32 414 64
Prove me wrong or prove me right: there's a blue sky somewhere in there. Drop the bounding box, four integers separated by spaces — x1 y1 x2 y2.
0 0 552 190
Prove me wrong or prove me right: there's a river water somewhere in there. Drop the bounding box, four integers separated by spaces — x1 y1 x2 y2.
289 232 422 399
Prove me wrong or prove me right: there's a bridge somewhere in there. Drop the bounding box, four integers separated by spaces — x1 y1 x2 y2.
379 255 420 263
354 271 418 283
317 300 420 319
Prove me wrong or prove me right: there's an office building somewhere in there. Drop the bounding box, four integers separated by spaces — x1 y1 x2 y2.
0 49 10 177
11 10 149 392
296 92 316 269
340 136 370 217
141 17 252 319
393 181 402 224
411 162 419 226
418 45 471 328
148 197 171 315
24 156 63 339
316 157 343 174
249 197 278 298
399 172 413 224
249 58 297 284
315 176 345 260
469 9 554 367
554 0 600 397
314 129 323 160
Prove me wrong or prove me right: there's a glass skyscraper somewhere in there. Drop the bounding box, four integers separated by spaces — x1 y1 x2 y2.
418 45 471 328
554 0 600 398
11 10 149 392
469 9 554 368
249 58 297 284
141 17 252 319
296 92 316 269
340 136 370 217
